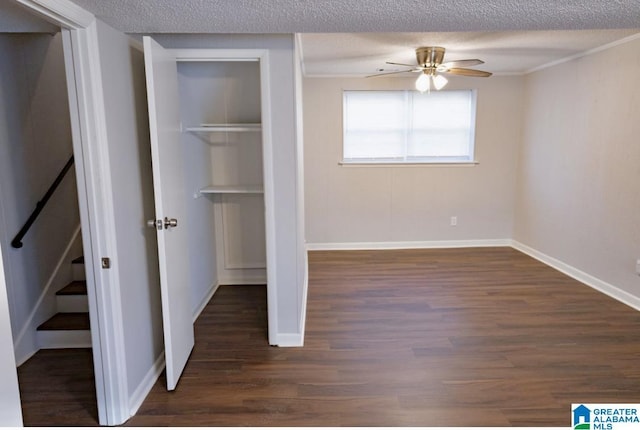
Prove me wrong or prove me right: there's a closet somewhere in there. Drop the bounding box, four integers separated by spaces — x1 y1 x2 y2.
144 38 275 390
179 59 267 285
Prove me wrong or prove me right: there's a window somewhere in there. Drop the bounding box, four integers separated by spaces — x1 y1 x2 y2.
342 90 477 164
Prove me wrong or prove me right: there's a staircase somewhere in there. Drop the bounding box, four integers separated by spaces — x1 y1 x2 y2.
36 256 91 349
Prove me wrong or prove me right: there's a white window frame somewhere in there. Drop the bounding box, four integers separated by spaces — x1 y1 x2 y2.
342 89 478 165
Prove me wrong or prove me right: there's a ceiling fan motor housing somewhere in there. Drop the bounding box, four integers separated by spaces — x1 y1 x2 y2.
416 46 445 68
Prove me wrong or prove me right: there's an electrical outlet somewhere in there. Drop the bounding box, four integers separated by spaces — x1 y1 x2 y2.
636 259 640 276
450 216 457 226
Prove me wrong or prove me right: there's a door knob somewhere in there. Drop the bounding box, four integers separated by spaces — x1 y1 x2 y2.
164 217 178 228
147 219 162 230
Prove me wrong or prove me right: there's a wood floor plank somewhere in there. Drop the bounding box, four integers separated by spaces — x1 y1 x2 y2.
17 247 640 426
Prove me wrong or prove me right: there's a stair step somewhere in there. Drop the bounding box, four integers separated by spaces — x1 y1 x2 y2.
37 313 90 331
71 255 85 281
36 313 92 349
56 281 88 312
56 280 87 296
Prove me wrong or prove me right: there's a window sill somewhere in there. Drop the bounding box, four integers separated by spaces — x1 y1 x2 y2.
339 160 479 167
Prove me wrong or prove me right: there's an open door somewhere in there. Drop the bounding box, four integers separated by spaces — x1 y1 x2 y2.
143 36 194 390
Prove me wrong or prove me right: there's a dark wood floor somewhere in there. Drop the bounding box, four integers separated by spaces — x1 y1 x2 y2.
19 247 640 426
18 348 98 425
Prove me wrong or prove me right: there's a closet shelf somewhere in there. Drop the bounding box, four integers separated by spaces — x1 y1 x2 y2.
186 123 261 133
200 185 264 194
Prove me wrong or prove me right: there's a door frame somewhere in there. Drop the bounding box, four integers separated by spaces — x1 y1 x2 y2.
14 0 129 425
171 48 278 343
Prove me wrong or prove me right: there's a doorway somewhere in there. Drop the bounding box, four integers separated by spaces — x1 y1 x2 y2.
0 4 100 426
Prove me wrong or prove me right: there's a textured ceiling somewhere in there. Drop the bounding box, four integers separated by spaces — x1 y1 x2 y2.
11 0 639 76
300 30 640 76
63 0 640 75
68 0 640 33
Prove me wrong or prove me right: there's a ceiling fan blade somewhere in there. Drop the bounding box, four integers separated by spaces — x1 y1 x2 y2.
386 61 420 68
365 69 417 78
438 59 484 70
443 67 492 77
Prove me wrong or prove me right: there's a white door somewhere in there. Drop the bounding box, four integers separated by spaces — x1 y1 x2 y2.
143 36 194 390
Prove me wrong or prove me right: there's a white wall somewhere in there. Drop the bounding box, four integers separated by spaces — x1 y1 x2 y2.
303 76 523 246
95 20 163 407
0 33 80 362
151 34 307 341
514 36 640 299
0 243 22 426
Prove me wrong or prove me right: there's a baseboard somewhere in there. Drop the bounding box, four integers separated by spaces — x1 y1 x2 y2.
274 332 304 347
128 352 165 417
217 276 268 285
511 241 640 312
192 282 219 323
297 252 309 347
306 239 512 251
13 225 82 363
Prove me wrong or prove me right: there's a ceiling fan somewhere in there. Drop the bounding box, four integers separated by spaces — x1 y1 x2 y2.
369 46 492 92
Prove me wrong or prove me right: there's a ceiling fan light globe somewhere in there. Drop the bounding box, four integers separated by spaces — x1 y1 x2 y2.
433 74 448 90
415 73 430 92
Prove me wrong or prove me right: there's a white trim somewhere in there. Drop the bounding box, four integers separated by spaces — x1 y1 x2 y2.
339 161 479 167
128 352 165 417
60 27 112 425
294 33 307 77
258 51 279 347
14 0 94 28
306 239 512 251
297 252 309 347
13 225 81 365
217 276 268 286
74 22 130 425
294 34 307 347
192 283 220 323
274 333 304 347
171 49 266 61
15 1 127 425
526 32 640 74
511 241 640 312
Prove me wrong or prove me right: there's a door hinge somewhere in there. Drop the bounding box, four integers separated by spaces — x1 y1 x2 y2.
101 257 111 269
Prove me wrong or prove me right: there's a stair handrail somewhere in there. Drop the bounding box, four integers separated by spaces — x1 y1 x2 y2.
11 155 75 249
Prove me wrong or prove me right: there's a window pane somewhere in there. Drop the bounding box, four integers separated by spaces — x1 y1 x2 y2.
343 90 476 163
344 91 404 131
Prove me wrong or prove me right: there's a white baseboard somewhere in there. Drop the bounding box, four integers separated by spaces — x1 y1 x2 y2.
274 332 304 347
511 241 640 312
297 252 309 347
306 239 511 251
192 282 219 323
217 276 267 285
128 352 165 417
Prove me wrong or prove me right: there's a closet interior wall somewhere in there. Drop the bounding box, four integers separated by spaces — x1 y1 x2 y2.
176 60 267 311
